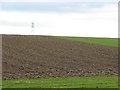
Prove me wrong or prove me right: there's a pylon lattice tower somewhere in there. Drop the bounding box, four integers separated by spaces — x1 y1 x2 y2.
32 22 35 35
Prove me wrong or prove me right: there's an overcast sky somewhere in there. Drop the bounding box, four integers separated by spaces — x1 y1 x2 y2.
0 0 118 37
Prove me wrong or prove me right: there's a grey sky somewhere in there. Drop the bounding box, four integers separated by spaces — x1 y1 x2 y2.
0 0 118 12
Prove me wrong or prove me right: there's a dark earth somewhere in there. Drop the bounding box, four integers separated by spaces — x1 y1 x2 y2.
2 35 118 79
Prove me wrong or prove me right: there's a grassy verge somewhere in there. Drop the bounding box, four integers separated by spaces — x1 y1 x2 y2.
0 79 2 89
2 76 118 88
50 36 118 47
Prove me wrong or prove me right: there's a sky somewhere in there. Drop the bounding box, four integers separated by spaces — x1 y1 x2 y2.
0 0 118 37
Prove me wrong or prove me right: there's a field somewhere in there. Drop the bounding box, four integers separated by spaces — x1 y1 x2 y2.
2 35 118 88
2 76 118 88
50 36 118 47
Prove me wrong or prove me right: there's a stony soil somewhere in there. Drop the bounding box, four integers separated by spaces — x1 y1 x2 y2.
2 35 118 79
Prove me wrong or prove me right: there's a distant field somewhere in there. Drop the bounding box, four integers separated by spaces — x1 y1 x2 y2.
51 36 118 47
2 76 118 88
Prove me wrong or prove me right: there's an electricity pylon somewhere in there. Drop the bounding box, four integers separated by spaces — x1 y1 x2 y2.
32 22 35 35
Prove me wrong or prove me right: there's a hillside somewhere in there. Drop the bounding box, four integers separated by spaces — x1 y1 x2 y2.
2 35 118 79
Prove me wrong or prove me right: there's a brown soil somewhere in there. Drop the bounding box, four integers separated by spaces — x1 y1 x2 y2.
2 35 118 79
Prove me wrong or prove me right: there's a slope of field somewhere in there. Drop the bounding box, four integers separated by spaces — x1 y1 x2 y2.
51 36 118 47
2 35 118 79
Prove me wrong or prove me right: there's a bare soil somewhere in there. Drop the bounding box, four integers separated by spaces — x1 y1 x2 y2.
2 35 118 79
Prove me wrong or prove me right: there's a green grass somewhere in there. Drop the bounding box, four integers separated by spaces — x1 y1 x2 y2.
0 79 2 89
50 36 118 47
2 76 118 88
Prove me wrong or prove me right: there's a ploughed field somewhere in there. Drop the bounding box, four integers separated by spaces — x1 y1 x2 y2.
2 35 118 79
